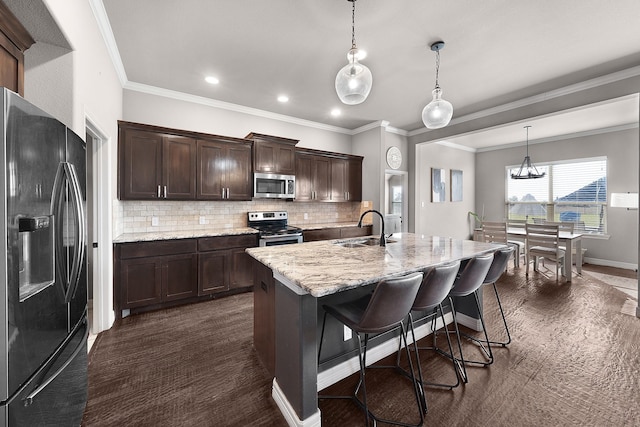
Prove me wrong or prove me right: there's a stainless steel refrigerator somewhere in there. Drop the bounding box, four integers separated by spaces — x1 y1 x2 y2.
0 88 88 426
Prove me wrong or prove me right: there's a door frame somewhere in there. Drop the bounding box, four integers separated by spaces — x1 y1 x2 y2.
85 115 114 334
384 169 408 233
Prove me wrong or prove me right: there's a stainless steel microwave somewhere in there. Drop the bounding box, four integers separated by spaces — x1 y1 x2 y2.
253 173 296 199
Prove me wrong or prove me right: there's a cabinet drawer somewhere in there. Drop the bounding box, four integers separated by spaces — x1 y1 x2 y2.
340 225 372 238
303 228 341 242
118 239 197 259
198 234 258 251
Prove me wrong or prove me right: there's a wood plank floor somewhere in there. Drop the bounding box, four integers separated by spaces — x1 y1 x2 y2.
82 264 640 426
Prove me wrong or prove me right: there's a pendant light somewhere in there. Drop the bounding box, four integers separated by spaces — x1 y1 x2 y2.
511 126 546 179
422 41 453 129
335 0 372 105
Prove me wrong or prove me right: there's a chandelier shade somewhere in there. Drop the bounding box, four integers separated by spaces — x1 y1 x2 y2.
422 41 453 129
335 0 372 105
511 126 546 179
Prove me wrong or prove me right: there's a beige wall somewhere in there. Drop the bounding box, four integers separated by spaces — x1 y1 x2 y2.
415 143 476 240
476 127 639 267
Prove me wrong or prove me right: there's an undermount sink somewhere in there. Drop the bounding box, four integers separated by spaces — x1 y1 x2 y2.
334 237 397 248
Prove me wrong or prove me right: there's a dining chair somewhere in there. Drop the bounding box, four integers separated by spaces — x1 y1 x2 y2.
525 223 565 282
318 272 425 427
482 221 521 268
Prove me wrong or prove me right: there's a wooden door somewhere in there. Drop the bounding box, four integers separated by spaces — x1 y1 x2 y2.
330 158 347 202
163 135 196 199
347 158 363 201
163 254 198 301
196 140 226 200
225 144 252 200
120 129 163 199
120 258 162 308
295 153 314 201
198 251 229 295
313 156 331 201
229 247 254 289
254 141 295 175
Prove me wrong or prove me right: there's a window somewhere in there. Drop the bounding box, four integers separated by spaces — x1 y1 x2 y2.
506 157 607 234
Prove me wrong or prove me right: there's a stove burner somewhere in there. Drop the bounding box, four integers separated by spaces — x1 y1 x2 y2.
247 211 302 237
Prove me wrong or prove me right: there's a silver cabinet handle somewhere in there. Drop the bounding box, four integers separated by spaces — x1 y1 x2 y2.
157 185 161 198
222 188 225 198
163 185 167 198
226 188 230 199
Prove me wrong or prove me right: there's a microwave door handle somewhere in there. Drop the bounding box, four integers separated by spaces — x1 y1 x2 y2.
64 163 86 303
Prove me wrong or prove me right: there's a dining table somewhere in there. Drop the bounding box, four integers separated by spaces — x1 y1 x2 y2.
507 227 583 282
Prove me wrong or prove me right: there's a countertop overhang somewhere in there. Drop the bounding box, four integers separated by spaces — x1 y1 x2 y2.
246 233 505 297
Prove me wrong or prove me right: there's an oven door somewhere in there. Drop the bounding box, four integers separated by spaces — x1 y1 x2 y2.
259 234 303 247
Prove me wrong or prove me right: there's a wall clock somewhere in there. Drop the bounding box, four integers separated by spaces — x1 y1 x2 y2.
386 146 402 170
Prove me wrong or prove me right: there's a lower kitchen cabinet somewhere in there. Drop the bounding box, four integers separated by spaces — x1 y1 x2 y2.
115 233 258 317
303 224 373 242
253 259 275 376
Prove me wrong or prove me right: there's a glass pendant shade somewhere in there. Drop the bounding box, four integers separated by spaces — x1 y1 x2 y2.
335 48 372 105
422 87 453 129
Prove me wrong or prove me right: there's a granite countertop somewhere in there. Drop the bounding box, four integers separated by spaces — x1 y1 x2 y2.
113 227 258 243
246 233 504 298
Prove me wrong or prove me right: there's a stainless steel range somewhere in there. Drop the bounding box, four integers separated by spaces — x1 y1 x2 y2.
248 211 303 247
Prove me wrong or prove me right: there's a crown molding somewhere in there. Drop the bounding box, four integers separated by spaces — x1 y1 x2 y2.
89 0 127 86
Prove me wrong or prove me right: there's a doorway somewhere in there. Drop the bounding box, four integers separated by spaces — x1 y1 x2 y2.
384 170 408 233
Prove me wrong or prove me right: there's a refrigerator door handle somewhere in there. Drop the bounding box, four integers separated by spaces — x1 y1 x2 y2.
51 162 86 303
23 320 88 407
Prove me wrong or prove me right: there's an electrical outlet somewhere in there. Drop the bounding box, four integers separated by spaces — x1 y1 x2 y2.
304 213 308 220
151 217 159 226
364 201 369 207
421 201 425 208
343 325 352 341
199 216 206 225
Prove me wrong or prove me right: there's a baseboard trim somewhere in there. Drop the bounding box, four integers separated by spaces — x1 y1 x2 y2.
584 257 638 271
317 312 454 391
272 379 321 427
454 311 483 332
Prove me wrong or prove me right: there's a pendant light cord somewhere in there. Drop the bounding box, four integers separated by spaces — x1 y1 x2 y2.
351 0 357 50
525 125 531 157
434 49 441 89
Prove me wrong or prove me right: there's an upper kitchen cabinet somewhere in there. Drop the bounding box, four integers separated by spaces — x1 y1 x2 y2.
118 122 196 200
197 137 252 201
246 132 298 175
296 148 363 202
0 1 35 96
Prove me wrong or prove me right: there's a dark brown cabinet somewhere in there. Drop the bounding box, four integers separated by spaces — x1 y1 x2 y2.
303 225 373 242
117 239 198 311
246 132 298 175
119 123 197 200
296 149 363 202
197 138 252 201
253 259 275 375
0 2 34 97
295 152 331 201
198 234 257 295
115 233 257 317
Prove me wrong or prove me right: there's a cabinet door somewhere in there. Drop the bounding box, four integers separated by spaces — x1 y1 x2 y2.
163 254 198 301
198 251 229 295
313 156 331 201
197 140 226 200
225 144 252 201
163 135 197 199
120 129 163 199
330 158 347 202
254 141 295 174
229 247 254 289
295 154 314 201
347 158 362 201
253 260 275 376
121 258 162 308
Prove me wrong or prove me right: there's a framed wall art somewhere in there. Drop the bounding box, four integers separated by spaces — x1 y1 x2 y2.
451 169 463 202
431 168 446 202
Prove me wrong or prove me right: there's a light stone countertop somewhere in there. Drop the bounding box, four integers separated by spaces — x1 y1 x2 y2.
113 227 258 243
246 232 504 298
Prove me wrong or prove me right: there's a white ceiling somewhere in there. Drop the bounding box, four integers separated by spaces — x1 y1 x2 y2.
40 1 640 148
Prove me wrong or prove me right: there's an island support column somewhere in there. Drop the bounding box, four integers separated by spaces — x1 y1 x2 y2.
272 279 321 426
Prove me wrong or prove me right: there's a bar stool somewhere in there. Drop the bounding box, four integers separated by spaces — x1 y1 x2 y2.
402 261 462 397
440 253 494 383
318 272 424 427
480 246 515 347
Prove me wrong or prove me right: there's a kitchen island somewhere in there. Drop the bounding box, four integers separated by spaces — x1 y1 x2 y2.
247 233 504 427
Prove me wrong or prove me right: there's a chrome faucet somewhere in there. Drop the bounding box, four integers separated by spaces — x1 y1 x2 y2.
357 209 386 247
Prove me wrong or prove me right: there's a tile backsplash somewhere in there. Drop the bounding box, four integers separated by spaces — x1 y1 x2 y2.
114 199 372 235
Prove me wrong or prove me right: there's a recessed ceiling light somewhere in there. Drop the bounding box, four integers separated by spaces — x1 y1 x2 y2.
205 76 219 85
277 95 289 103
331 108 341 117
